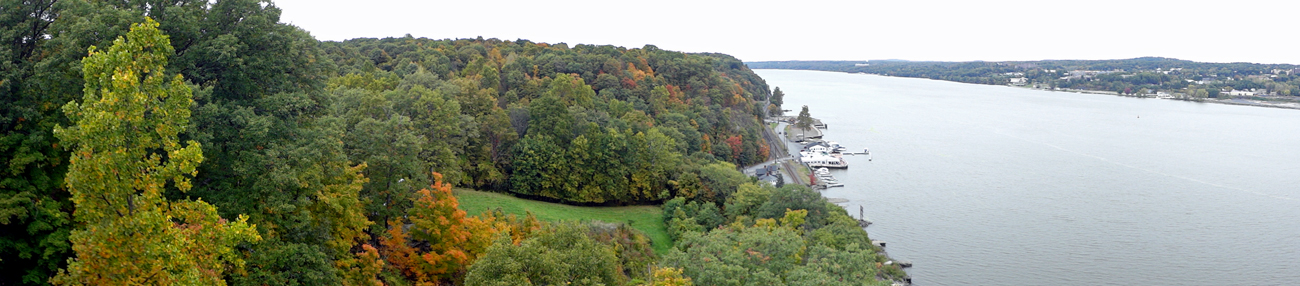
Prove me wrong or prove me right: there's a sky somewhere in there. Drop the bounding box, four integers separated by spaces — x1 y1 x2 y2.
273 0 1300 65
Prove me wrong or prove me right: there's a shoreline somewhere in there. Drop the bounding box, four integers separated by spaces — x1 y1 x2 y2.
759 116 913 285
1008 85 1300 110
772 69 1300 111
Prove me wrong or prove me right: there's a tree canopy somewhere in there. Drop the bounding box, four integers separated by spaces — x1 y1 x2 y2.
49 18 259 285
0 3 908 285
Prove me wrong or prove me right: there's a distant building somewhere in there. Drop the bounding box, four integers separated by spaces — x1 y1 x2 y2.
754 165 779 177
1009 77 1029 85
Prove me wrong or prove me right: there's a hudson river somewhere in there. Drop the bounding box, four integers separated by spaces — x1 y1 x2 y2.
756 69 1300 285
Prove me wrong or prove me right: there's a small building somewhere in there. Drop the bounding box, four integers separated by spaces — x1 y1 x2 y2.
757 173 782 186
1228 89 1255 96
754 165 779 177
1009 77 1029 85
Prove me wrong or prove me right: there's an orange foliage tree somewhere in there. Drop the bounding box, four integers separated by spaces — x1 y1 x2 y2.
381 173 496 285
726 135 744 162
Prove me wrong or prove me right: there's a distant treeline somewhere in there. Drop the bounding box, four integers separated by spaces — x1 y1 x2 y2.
750 58 1300 98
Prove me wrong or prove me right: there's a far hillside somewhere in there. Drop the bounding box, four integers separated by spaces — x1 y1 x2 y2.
750 58 1300 99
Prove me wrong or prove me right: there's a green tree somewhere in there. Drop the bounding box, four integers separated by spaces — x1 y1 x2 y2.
660 222 801 286
771 86 785 107
795 105 813 137
647 267 693 286
49 19 259 285
724 183 771 220
786 245 888 286
393 75 469 184
547 73 596 109
510 134 569 200
628 128 681 201
756 185 830 229
464 222 622 286
0 1 75 282
331 86 429 234
526 93 574 146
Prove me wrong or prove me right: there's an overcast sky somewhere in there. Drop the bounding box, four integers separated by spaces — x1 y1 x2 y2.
273 0 1300 65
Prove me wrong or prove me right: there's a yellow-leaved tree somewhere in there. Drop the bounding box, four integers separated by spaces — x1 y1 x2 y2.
50 18 260 285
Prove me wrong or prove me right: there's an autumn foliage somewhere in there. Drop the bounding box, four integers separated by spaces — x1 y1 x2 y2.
381 172 495 284
49 19 259 285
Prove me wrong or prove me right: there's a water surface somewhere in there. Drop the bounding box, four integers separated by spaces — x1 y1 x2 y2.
756 69 1300 285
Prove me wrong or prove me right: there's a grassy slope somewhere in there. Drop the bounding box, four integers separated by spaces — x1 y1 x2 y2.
453 189 671 254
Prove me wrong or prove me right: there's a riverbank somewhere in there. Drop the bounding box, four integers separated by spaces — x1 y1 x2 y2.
840 70 1300 111
1008 85 1300 110
754 115 913 285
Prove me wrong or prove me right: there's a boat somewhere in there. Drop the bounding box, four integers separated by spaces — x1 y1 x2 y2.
800 150 848 169
824 182 844 187
815 167 830 174
826 141 849 153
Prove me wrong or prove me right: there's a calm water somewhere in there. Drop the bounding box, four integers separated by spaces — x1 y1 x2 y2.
756 69 1300 285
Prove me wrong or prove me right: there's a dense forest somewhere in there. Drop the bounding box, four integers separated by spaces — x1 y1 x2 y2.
1 0 902 285
750 58 1300 99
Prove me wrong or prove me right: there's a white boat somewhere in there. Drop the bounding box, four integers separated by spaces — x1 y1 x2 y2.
815 167 830 174
826 141 849 153
824 182 844 187
800 150 848 169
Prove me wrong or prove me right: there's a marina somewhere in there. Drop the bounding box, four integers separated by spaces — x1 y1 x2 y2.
789 126 869 188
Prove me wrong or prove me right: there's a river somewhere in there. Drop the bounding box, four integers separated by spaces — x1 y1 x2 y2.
755 69 1300 285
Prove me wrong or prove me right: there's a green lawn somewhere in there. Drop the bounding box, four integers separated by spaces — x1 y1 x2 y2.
453 189 672 254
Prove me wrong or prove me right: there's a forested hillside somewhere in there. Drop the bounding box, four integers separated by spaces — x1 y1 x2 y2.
317 36 774 204
1 1 905 285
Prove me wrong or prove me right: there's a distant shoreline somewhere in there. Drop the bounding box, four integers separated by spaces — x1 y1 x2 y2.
1006 84 1300 111
766 69 1300 111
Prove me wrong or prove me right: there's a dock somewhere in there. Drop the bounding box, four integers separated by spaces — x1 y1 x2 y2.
786 124 823 140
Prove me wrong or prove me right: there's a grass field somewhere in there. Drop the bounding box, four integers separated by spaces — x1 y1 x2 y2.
453 189 672 254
